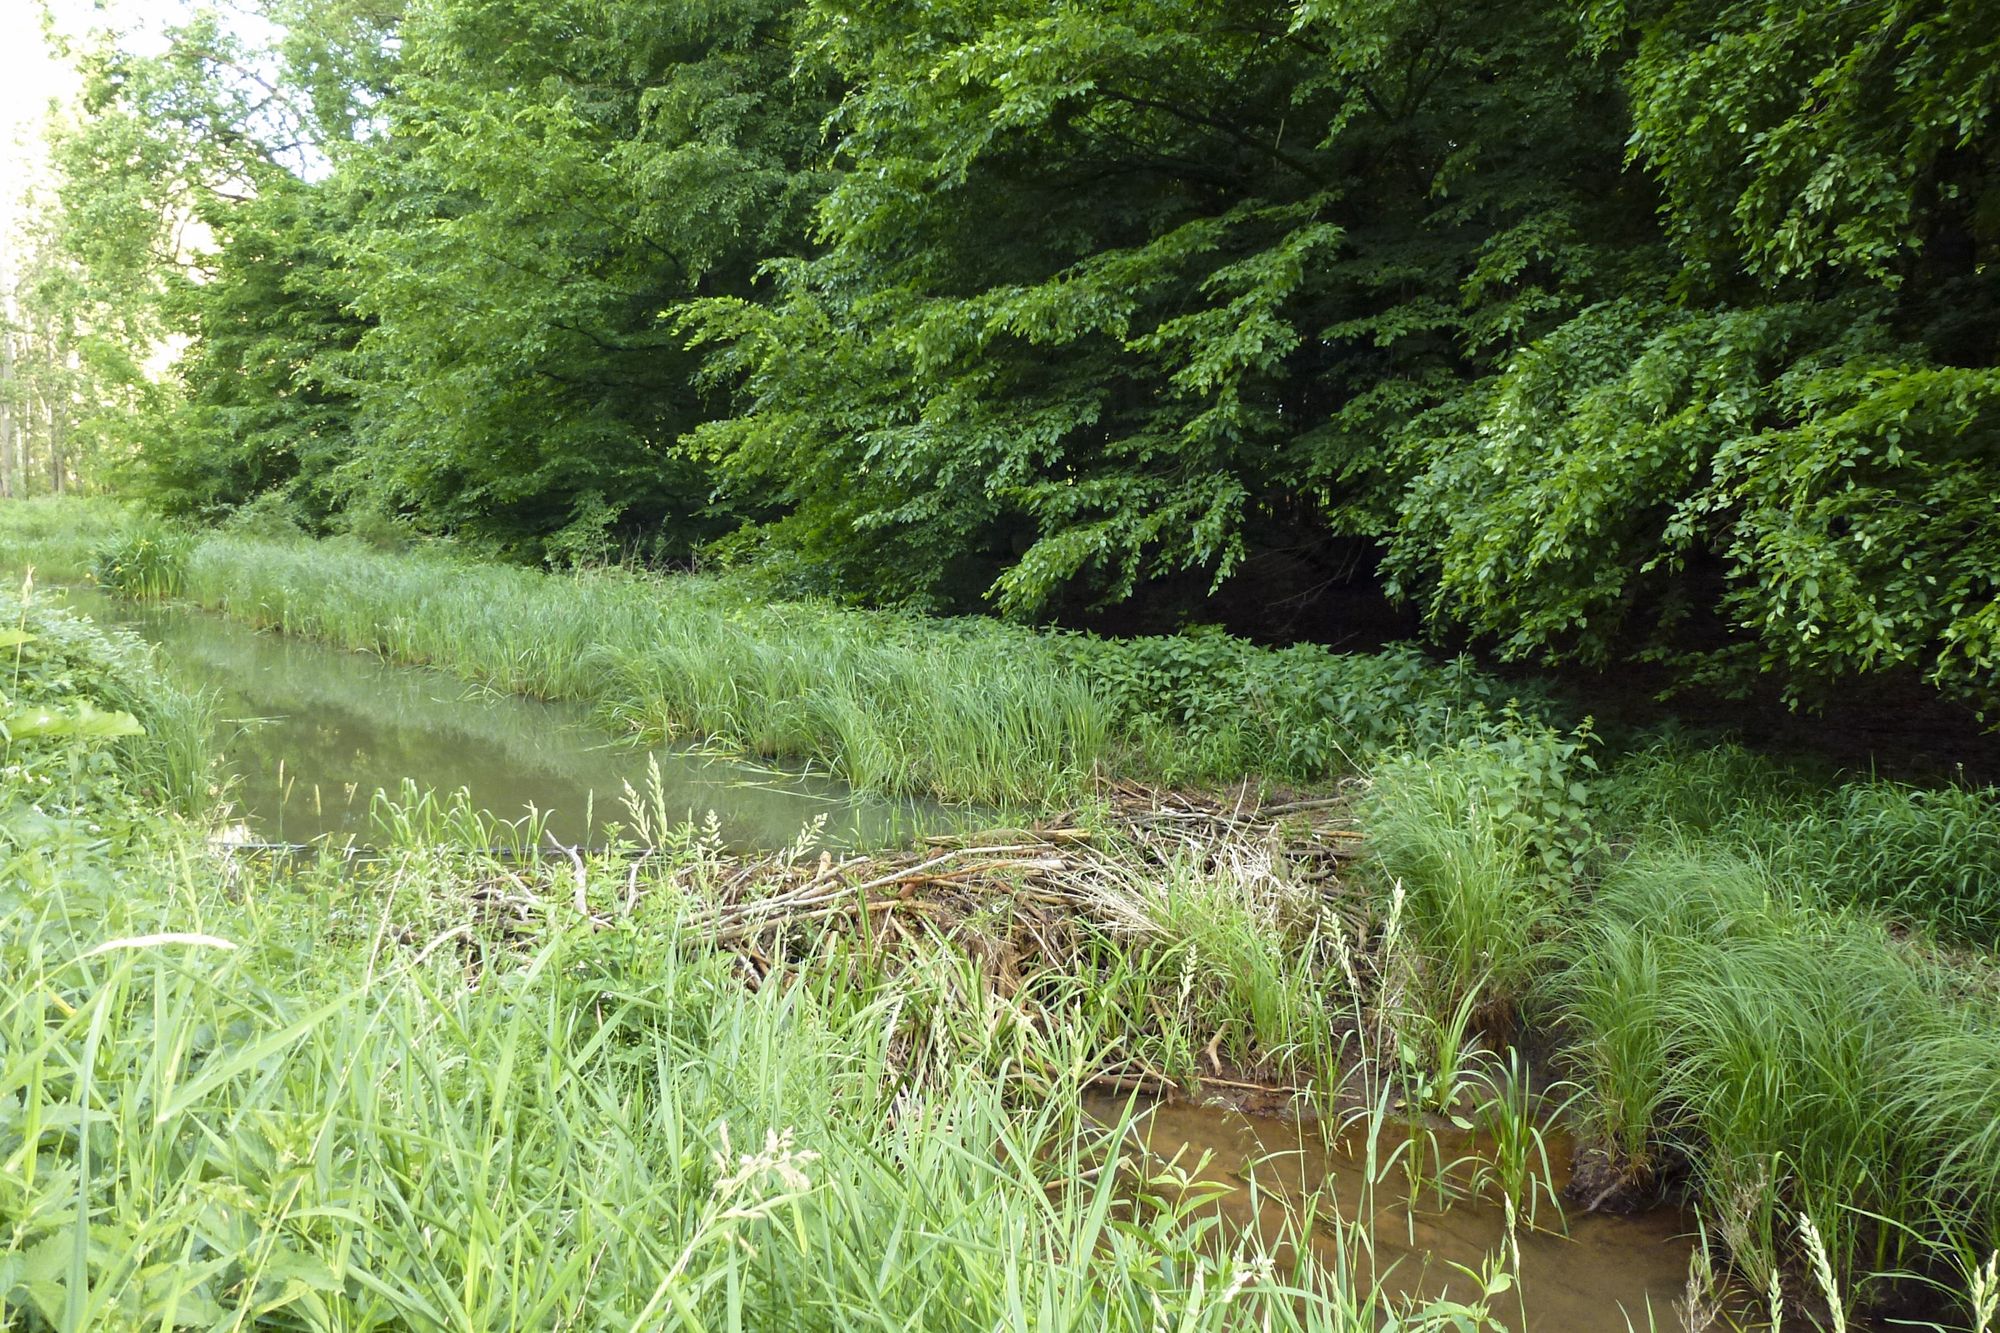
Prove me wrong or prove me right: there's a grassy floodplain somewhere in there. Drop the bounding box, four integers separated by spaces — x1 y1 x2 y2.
5 498 2000 1328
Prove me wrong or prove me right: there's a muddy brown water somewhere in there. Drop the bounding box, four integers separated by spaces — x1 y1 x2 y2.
1087 1091 1722 1332
62 589 967 851
59 589 1742 1326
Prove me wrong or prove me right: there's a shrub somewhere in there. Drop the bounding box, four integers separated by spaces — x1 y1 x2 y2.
92 523 197 600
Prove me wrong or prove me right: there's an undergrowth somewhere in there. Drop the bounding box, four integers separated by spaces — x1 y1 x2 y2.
7 498 2000 1325
0 583 1533 1332
0 504 1567 804
0 497 140 583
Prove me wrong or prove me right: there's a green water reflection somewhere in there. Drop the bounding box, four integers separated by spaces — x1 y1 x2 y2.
66 590 960 851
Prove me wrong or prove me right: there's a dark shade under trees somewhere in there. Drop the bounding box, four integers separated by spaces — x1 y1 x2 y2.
29 0 2000 708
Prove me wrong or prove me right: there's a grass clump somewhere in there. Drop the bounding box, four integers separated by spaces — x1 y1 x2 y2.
1553 844 2000 1315
91 521 198 600
1067 830 1347 1083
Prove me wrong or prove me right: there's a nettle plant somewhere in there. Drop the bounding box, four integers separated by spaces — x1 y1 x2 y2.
1363 713 1600 1016
1060 628 1563 784
0 595 213 819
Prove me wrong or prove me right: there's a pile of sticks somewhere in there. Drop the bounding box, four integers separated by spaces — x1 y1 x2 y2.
626 781 1369 970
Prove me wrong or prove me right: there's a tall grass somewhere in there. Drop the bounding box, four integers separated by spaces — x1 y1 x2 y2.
1361 732 2000 1321
91 521 198 600
0 500 1579 801
1064 830 1348 1082
1596 737 2000 948
0 785 1512 1329
1552 844 2000 1313
1358 722 1594 1019
0 496 142 582
169 533 1106 806
11 499 2000 1324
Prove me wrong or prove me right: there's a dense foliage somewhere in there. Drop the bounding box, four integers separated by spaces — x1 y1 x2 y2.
32 0 2000 703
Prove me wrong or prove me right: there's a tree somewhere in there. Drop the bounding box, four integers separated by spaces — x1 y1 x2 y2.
1388 0 2000 704
2 141 165 496
685 0 1649 611
326 0 833 559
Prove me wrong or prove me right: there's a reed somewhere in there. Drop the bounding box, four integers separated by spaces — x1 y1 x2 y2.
167 533 1106 806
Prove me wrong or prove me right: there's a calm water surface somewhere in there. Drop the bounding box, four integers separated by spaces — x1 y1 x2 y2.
1089 1092 1731 1333
65 589 962 851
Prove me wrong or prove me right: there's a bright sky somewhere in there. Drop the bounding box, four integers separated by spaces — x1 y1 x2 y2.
2 0 85 281
1 0 204 286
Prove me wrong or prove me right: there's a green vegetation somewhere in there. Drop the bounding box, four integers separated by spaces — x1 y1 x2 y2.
0 497 139 585
0 504 1571 805
93 522 197 601
1554 846 2000 1313
175 530 1109 806
1 571 1551 1331
0 586 216 816
6 506 2000 1324
11 0 1994 712
1 853 1375 1330
4 0 1999 1321
1355 726 2000 1321
1598 737 2000 950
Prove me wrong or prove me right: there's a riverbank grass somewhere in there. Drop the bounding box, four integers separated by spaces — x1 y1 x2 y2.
7 498 2000 1326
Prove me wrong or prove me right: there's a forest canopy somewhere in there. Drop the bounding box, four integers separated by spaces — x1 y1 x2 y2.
14 0 2000 707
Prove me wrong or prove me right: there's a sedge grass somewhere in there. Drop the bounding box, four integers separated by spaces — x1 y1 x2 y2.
165 532 1107 807
1553 843 2000 1315
0 802 1518 1331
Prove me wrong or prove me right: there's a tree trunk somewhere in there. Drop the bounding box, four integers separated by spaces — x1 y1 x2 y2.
0 332 14 500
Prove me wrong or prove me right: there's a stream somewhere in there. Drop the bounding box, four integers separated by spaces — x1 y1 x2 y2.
63 587 1724 1329
1089 1092 1724 1332
64 588 961 851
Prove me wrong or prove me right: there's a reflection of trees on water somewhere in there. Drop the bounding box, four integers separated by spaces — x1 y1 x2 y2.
102 600 949 850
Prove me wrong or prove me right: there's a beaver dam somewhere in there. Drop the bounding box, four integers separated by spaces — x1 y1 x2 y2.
14 576 1994 1329
193 732 1724 1331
